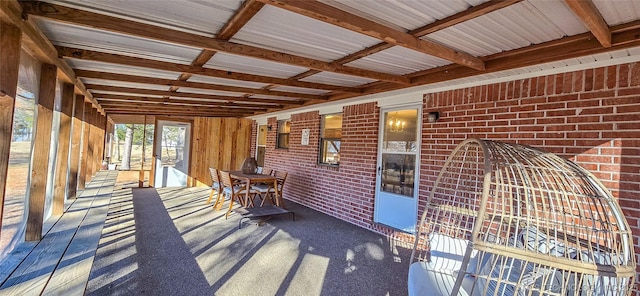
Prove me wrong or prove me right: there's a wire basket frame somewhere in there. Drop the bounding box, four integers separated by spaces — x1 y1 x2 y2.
409 139 635 296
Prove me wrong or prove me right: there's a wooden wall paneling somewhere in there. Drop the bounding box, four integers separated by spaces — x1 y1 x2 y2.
67 95 84 198
52 83 74 215
209 118 222 172
78 101 91 189
0 21 22 232
26 63 57 241
188 117 252 186
191 117 204 186
85 107 95 183
222 118 234 170
96 112 105 172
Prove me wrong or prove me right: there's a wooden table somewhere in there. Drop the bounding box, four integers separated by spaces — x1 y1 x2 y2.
229 171 280 208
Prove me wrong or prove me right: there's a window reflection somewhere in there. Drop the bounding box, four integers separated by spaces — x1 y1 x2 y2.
381 154 416 197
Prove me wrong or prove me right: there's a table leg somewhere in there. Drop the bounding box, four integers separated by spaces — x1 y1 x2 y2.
245 179 253 207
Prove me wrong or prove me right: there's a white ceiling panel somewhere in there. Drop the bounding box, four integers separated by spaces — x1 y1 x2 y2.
48 0 242 37
65 59 182 80
249 94 308 101
231 5 381 62
205 52 308 79
91 91 163 98
300 72 377 87
593 0 640 26
345 46 450 75
175 87 245 97
426 1 588 57
186 75 269 89
321 0 486 31
269 86 330 95
36 19 201 65
80 78 169 91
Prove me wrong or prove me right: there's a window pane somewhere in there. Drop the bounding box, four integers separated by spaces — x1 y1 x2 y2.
277 133 289 149
322 114 342 138
382 109 418 153
278 120 290 133
381 154 416 197
277 120 290 149
321 140 340 165
258 125 267 146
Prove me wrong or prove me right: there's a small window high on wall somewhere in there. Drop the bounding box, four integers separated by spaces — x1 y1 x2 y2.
277 120 290 149
319 113 342 166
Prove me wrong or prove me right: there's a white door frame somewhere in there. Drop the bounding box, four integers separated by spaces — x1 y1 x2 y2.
373 104 422 233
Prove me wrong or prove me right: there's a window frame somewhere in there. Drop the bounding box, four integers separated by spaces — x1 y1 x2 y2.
276 119 290 149
318 113 342 166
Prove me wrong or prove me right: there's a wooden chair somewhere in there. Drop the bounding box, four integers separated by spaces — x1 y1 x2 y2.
252 170 287 208
206 168 224 210
220 171 258 218
261 167 274 176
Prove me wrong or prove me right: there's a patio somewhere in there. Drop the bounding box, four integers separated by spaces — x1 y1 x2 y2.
0 171 411 295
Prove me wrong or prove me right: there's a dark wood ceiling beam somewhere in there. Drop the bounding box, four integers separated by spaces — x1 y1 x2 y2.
75 70 322 100
1 0 102 110
58 46 360 94
100 103 255 114
105 110 247 118
275 0 521 80
322 21 640 103
104 108 248 117
170 0 265 91
257 0 485 71
564 0 611 48
21 1 409 84
85 84 304 106
95 94 274 109
409 0 522 36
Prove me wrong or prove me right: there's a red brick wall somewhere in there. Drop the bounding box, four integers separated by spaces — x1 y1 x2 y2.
421 62 640 284
250 120 257 159
255 62 640 266
263 103 383 230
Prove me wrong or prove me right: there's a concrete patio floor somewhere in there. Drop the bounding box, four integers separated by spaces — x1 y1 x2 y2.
86 184 411 295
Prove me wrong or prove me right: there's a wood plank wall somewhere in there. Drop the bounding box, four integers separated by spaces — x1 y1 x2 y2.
190 117 252 187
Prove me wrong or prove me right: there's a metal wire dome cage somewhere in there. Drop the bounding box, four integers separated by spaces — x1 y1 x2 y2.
408 139 636 296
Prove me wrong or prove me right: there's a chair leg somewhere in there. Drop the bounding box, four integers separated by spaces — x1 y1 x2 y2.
206 189 215 204
212 190 224 210
225 194 236 219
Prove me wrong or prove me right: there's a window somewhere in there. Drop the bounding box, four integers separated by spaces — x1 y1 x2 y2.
276 120 290 149
319 114 342 165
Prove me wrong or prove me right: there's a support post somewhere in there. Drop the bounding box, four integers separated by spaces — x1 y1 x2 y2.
26 63 57 241
67 95 84 198
78 101 91 189
52 83 74 215
0 21 22 233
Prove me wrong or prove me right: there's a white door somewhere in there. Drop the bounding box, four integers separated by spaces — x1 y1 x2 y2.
154 120 191 187
374 107 421 233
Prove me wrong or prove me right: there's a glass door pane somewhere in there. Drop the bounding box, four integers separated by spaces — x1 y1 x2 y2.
380 109 419 198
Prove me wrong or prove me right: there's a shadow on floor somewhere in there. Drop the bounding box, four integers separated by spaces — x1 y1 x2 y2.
86 186 410 296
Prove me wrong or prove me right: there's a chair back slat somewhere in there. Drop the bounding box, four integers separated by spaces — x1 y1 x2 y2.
219 171 235 189
274 171 288 191
262 167 274 176
209 168 221 184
